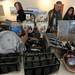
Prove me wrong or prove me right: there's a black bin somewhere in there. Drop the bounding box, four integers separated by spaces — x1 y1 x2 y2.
0 53 21 74
24 52 60 75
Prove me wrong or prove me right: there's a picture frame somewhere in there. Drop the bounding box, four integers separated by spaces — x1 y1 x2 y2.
0 5 4 16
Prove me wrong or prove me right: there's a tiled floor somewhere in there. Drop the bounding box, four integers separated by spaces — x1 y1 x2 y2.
3 62 75 75
2 64 24 75
50 62 75 75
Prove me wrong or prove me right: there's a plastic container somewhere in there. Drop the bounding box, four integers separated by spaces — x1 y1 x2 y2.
0 53 21 74
24 52 60 75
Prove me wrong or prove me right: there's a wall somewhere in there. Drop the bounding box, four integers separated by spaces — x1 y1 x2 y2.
17 0 75 15
0 0 16 21
0 0 75 21
17 0 54 11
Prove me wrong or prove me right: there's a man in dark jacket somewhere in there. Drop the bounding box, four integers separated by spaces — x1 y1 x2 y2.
48 1 63 32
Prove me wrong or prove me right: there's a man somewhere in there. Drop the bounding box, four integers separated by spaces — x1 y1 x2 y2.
48 1 63 32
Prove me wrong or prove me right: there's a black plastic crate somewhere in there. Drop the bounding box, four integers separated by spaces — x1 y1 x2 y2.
24 53 60 75
0 53 21 74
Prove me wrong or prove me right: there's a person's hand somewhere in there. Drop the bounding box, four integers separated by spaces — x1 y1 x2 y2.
23 26 29 33
21 31 28 43
20 25 29 43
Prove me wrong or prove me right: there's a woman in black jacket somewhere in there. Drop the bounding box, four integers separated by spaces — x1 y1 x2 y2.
63 7 74 20
14 2 26 22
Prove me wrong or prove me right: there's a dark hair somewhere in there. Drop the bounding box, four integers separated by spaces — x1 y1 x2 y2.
14 2 23 10
64 7 74 16
56 1 62 4
63 7 74 20
53 1 62 12
14 2 24 14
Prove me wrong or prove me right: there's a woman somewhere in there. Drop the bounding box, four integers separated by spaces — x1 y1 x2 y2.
63 7 74 20
14 2 26 22
48 1 62 32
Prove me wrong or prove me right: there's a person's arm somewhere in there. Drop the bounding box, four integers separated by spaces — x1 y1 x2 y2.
20 26 29 43
21 31 28 43
48 10 53 27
